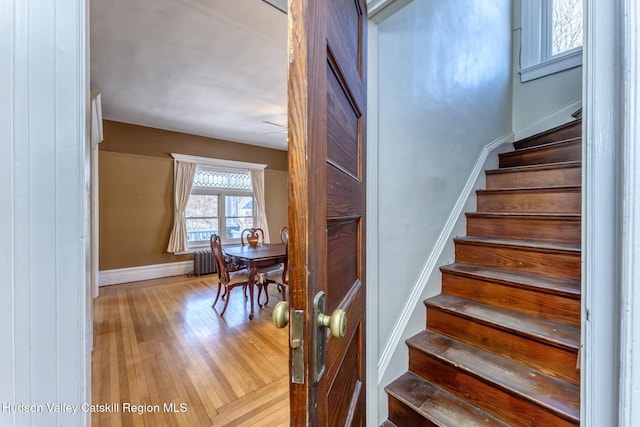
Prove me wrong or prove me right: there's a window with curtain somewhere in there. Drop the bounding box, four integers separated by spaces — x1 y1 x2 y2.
168 154 269 251
519 0 583 82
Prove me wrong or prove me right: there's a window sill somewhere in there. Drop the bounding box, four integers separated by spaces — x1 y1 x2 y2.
519 49 582 83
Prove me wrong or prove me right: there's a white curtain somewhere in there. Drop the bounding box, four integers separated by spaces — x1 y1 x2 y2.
167 161 197 253
90 91 103 147
251 169 270 243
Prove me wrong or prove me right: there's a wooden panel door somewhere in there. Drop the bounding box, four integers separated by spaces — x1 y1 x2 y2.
287 0 367 425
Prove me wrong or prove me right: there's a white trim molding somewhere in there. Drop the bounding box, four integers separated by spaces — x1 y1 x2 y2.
520 49 582 82
0 0 90 425
366 0 413 23
617 0 640 424
99 261 193 287
376 133 514 384
171 153 266 170
582 0 626 425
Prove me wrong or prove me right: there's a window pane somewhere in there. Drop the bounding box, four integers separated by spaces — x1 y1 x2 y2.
225 195 253 217
185 219 218 242
551 0 583 56
226 218 253 240
225 195 254 240
185 195 218 218
185 195 218 242
192 169 252 190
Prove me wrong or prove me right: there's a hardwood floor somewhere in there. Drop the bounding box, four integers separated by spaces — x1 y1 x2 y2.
91 274 290 427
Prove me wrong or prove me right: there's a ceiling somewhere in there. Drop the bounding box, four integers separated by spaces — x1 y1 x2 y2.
90 0 289 151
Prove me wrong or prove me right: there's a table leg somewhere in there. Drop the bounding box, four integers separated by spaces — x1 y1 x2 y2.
248 266 257 320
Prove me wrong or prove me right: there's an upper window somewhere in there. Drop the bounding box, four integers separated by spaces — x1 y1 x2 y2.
520 0 583 82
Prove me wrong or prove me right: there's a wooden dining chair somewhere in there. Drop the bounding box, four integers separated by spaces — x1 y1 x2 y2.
280 226 289 244
209 234 258 316
263 228 289 304
240 227 265 247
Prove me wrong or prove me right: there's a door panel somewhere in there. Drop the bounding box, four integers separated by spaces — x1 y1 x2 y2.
327 220 359 310
287 0 367 424
327 65 360 177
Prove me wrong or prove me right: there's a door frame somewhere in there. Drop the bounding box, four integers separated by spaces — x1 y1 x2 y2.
5 1 638 426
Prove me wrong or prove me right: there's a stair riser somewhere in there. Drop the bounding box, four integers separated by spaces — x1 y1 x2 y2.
426 308 579 385
500 142 581 168
388 397 438 427
409 349 578 426
442 272 580 327
466 216 581 244
477 190 581 213
455 242 581 281
514 121 581 150
486 166 581 189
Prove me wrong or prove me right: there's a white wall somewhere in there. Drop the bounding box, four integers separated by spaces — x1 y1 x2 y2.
512 0 582 137
371 0 513 422
0 0 90 426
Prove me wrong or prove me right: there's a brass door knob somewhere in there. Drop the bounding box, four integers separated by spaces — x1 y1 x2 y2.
318 308 346 338
272 301 290 328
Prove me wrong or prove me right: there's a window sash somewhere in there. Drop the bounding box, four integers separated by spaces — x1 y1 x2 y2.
520 0 583 82
185 191 256 247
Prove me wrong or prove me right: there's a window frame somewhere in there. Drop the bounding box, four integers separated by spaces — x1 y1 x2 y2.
171 153 266 250
519 0 583 83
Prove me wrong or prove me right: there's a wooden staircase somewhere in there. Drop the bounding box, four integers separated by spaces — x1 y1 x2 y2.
384 119 582 426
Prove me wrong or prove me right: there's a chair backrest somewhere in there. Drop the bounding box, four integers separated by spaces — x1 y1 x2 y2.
209 234 230 284
280 226 289 244
241 227 265 246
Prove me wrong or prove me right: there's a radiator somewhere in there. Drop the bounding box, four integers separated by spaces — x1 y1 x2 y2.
193 250 217 276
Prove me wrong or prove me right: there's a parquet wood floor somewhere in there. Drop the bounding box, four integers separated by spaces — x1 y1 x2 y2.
91 274 290 426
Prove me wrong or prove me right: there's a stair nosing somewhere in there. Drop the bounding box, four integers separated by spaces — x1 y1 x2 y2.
385 372 509 427
453 236 581 254
501 137 581 157
486 160 581 175
407 330 580 423
425 294 579 351
477 185 581 194
440 263 581 298
465 212 581 220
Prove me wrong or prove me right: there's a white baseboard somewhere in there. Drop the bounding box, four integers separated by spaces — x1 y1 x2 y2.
376 132 514 385
514 99 582 140
99 261 193 287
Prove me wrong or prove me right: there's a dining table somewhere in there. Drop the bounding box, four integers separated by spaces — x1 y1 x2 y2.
222 243 287 320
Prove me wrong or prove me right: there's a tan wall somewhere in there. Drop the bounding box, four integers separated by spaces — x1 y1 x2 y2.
265 170 288 242
99 120 288 271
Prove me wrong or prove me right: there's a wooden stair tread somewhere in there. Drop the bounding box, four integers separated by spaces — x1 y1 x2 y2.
502 137 581 157
514 119 581 150
407 331 580 423
486 160 581 175
454 236 580 254
440 263 580 298
477 185 581 194
466 212 581 220
425 294 579 351
385 372 509 426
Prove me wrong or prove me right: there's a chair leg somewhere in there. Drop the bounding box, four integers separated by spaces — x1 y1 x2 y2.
261 282 270 307
220 286 232 316
212 282 222 307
